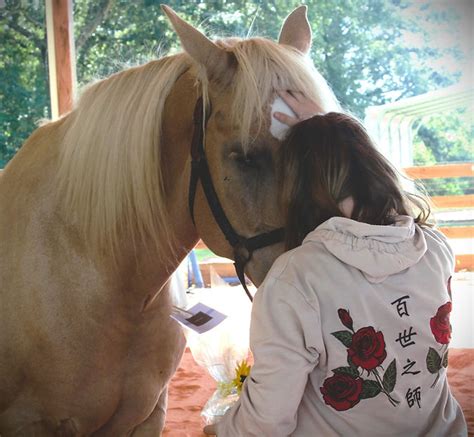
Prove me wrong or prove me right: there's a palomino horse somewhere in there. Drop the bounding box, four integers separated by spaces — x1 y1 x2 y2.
0 5 339 436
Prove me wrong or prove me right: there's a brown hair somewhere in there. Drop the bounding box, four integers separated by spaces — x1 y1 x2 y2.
278 112 432 250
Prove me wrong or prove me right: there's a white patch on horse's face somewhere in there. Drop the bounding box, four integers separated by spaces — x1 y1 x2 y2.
270 96 296 140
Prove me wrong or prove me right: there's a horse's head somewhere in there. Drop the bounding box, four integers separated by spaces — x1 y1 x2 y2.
163 6 339 285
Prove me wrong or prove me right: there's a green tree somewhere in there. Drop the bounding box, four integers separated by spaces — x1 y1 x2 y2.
72 0 460 117
413 108 473 196
415 109 472 164
0 0 468 168
0 1 50 167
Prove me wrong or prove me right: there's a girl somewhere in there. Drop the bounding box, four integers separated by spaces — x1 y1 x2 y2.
204 92 467 436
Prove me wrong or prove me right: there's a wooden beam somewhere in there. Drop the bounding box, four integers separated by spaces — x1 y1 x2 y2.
431 194 474 209
438 227 473 240
199 262 237 287
404 163 474 180
45 0 76 118
195 240 208 250
455 254 473 272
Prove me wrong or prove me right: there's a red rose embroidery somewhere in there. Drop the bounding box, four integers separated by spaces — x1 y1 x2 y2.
338 309 354 331
320 373 363 411
430 302 452 344
348 327 387 370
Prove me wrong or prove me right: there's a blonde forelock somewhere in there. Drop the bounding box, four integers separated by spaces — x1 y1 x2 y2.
209 37 340 150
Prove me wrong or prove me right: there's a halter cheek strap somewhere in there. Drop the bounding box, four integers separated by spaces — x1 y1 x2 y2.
188 97 284 301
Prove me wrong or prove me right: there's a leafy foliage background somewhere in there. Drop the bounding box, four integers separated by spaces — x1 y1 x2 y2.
0 0 471 195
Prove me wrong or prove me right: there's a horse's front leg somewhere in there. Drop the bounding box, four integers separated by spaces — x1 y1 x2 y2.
130 386 168 437
92 309 186 437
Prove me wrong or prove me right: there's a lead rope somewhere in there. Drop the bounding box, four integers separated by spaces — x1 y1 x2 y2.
233 246 254 301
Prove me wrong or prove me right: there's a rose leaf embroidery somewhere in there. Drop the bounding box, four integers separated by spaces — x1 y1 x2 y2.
331 330 353 348
426 347 442 374
347 356 358 370
359 379 382 399
382 359 397 393
333 366 360 379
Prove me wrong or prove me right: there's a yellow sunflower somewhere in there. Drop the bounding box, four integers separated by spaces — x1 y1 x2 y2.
232 359 251 394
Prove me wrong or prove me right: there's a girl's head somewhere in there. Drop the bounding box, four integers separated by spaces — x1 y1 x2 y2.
278 112 431 250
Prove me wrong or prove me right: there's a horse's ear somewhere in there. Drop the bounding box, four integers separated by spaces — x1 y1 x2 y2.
161 5 235 82
278 5 312 55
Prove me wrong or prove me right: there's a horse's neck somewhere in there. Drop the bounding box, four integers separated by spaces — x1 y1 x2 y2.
0 119 65 234
115 70 201 302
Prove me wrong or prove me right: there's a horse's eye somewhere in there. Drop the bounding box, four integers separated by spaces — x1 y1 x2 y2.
229 152 259 169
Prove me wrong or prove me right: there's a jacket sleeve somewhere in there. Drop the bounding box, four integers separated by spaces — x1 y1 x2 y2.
216 275 322 437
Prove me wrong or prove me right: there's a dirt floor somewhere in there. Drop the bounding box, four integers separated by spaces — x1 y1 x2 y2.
163 347 474 437
163 348 214 437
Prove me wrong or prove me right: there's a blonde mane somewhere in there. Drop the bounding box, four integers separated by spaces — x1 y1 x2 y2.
58 53 192 260
57 38 339 260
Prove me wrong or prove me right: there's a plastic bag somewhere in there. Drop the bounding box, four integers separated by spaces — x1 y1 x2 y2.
186 270 253 425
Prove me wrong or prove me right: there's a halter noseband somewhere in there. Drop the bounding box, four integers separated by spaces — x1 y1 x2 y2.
188 97 284 301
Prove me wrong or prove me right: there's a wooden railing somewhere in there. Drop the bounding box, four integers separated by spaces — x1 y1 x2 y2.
404 163 473 179
405 163 473 211
431 195 474 210
404 163 473 271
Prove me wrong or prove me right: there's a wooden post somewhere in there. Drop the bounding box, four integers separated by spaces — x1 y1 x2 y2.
45 0 76 118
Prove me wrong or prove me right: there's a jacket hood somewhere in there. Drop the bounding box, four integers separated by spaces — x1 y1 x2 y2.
303 216 427 283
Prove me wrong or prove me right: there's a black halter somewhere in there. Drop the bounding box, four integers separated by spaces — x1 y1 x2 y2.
188 97 284 301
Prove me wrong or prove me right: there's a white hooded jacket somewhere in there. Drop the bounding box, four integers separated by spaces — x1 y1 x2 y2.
216 216 467 436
